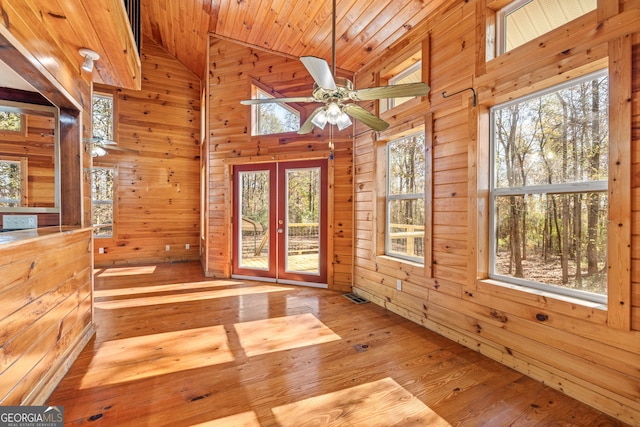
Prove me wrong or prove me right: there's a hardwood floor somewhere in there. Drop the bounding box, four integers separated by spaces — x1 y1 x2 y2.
47 262 627 426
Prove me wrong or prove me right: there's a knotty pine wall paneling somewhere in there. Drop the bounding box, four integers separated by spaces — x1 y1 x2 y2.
205 37 353 291
352 0 640 423
93 36 201 266
0 229 94 405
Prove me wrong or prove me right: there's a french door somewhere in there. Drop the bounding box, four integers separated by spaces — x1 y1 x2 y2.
232 160 328 286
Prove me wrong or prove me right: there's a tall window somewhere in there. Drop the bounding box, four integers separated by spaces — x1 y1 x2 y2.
387 61 422 110
91 168 115 238
0 158 26 207
252 87 300 135
496 0 596 55
92 93 114 140
386 132 425 263
490 70 608 303
91 92 115 238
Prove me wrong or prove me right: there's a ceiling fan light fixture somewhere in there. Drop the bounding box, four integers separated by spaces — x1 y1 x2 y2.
311 108 328 129
325 103 342 124
335 111 352 130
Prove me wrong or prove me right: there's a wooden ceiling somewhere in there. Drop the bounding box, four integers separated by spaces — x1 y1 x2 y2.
141 0 448 79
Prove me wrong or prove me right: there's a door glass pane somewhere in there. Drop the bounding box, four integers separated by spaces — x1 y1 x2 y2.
285 167 320 275
238 170 270 270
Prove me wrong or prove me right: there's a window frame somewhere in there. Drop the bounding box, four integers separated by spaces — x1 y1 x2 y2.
494 0 597 57
488 69 609 304
385 131 426 264
91 166 116 238
250 84 302 136
387 60 423 111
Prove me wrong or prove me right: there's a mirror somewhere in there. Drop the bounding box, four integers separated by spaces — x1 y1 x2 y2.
0 98 60 231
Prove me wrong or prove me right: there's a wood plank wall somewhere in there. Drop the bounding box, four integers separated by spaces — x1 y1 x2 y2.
205 37 353 291
0 229 94 405
93 36 201 266
353 0 640 423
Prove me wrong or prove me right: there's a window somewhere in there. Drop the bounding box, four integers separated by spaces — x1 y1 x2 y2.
490 70 608 303
387 61 422 110
386 132 425 263
92 93 114 140
91 92 116 238
0 111 24 134
496 0 596 55
92 167 115 238
251 87 300 135
0 158 27 207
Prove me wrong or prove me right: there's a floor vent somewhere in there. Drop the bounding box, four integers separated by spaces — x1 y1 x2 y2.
343 293 369 304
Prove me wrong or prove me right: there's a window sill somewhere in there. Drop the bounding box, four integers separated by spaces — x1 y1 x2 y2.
477 278 607 312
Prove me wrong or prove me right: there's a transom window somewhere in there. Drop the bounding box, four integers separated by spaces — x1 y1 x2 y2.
252 87 300 136
497 0 596 55
386 132 425 263
387 61 422 110
490 70 608 303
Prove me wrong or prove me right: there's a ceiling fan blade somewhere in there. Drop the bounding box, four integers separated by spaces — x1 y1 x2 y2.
349 82 430 101
240 96 318 105
343 104 389 132
300 56 337 90
297 106 325 134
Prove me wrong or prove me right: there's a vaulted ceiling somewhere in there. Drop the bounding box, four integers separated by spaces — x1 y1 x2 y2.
141 0 448 79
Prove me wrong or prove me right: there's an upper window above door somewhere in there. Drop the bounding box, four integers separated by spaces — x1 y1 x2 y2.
250 86 301 136
492 0 596 57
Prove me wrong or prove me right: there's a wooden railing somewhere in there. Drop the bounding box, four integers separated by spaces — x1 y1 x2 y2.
389 224 424 257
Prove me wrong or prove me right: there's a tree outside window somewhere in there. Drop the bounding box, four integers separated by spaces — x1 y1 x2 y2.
386 132 425 263
252 87 300 135
490 70 608 302
91 92 115 238
0 159 24 207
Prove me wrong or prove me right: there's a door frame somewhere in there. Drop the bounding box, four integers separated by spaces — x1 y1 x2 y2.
231 159 328 286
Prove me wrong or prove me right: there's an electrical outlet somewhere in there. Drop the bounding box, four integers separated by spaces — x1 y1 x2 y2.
165 245 170 251
98 247 105 254
185 243 190 250
396 279 402 291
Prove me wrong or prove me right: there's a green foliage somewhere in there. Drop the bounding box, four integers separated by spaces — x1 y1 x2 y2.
0 111 22 132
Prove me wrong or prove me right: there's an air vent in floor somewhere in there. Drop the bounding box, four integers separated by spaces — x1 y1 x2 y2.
343 293 369 304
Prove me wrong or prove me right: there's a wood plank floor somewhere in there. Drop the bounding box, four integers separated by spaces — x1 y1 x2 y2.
47 261 628 426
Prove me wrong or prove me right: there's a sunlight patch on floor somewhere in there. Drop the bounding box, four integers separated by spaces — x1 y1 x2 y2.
94 265 158 277
79 325 233 389
271 377 451 426
234 313 341 357
94 285 291 309
188 411 260 426
94 279 247 298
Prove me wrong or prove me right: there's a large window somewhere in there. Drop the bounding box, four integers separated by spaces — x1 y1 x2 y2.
494 0 596 56
251 87 300 135
490 70 608 303
386 132 425 263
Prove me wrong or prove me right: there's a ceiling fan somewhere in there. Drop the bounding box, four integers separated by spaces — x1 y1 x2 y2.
84 137 139 157
240 0 430 134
